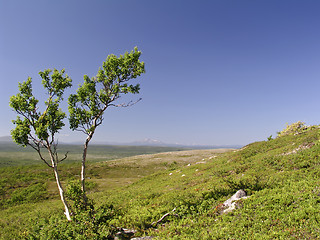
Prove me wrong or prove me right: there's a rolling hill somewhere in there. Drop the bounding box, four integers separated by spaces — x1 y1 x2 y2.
1 123 320 239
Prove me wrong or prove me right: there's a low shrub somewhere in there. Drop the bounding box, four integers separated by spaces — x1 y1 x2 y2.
277 121 308 137
24 182 123 239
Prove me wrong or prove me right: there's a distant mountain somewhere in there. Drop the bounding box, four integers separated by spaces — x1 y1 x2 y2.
113 138 242 149
129 138 169 146
0 135 242 149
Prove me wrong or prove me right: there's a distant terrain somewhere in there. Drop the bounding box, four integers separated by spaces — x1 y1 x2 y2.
0 135 242 148
2 124 320 239
0 136 240 167
0 140 190 167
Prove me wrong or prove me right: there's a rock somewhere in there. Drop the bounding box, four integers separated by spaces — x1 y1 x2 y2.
113 228 154 240
114 228 136 240
195 161 206 164
222 189 248 213
131 237 154 240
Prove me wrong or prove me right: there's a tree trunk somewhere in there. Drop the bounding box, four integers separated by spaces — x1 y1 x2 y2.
53 165 72 221
47 145 72 221
81 140 88 193
81 134 92 195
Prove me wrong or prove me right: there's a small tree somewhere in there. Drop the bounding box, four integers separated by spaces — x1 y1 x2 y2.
9 69 73 221
68 47 145 197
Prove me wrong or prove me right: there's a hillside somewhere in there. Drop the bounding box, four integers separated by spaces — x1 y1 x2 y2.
1 123 320 239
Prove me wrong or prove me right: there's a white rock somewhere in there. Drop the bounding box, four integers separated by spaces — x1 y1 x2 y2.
222 189 248 213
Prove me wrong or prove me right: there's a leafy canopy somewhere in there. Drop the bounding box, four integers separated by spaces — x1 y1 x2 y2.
10 69 72 147
68 47 145 135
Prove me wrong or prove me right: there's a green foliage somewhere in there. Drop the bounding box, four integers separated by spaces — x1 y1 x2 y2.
24 182 122 240
68 47 145 134
24 206 120 240
65 181 94 214
10 182 48 204
277 121 310 137
10 69 72 146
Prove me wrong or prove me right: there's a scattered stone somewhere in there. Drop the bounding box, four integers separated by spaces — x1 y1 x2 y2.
282 142 315 156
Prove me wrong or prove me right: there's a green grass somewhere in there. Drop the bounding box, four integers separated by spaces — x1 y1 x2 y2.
0 148 229 239
2 126 320 239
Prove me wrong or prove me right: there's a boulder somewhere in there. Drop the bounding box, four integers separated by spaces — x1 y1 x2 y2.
222 189 248 213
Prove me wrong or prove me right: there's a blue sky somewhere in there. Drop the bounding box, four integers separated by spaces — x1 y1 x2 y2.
1 0 320 146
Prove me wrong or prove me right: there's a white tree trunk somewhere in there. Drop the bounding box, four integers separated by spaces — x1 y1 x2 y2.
47 145 72 221
81 142 87 193
53 165 72 221
81 134 92 195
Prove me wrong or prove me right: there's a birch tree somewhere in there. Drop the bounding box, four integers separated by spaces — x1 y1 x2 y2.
68 47 145 198
9 69 73 221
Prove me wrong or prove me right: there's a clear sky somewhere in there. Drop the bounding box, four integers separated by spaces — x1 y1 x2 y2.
1 0 320 146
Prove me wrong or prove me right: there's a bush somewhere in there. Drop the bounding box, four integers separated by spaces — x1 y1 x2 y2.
23 181 123 239
277 121 308 137
10 182 48 204
25 209 118 240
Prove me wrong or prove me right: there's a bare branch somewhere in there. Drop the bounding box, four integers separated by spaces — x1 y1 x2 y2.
28 142 52 168
74 128 90 135
151 208 178 226
110 98 142 108
58 151 69 163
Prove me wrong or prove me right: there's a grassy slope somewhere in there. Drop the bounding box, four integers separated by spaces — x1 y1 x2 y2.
1 127 320 239
0 148 229 239
94 127 320 239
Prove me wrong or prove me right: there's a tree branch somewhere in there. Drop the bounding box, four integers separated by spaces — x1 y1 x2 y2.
151 208 178 226
74 128 90 135
58 151 69 163
29 142 53 168
110 98 142 108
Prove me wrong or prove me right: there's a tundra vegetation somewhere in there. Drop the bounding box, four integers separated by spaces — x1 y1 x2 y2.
1 122 320 239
